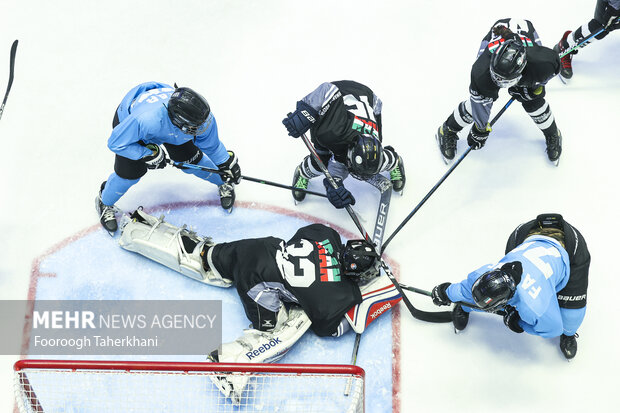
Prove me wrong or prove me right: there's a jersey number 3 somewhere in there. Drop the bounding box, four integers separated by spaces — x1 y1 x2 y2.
276 240 316 288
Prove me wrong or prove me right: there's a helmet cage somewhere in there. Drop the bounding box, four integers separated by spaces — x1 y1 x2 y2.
167 87 210 136
489 39 527 88
342 239 380 282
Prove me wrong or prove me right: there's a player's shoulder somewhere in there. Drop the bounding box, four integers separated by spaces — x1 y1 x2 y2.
331 80 373 95
288 223 341 244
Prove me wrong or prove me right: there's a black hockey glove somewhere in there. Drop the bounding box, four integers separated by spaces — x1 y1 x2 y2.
431 282 452 306
217 151 241 184
282 101 318 138
503 305 524 333
508 85 545 103
323 177 355 209
467 123 491 150
142 144 167 169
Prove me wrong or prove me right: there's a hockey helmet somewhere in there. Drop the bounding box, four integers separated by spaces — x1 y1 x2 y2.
489 39 527 88
167 87 211 135
346 134 384 180
471 262 522 311
342 239 380 281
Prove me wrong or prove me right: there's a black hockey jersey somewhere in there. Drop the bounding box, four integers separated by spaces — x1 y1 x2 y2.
468 19 560 128
505 215 591 309
209 224 362 336
299 80 383 164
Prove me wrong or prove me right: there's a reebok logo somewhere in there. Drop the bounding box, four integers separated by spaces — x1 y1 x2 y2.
246 337 282 360
370 302 391 319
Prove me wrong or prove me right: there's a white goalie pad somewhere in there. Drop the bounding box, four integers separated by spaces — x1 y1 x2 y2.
345 273 402 334
208 306 312 405
118 210 232 288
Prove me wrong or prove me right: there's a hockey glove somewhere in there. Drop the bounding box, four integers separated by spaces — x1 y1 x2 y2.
431 282 452 306
503 305 524 333
217 151 241 184
467 123 491 150
508 85 545 103
282 101 319 138
323 177 355 209
142 144 167 169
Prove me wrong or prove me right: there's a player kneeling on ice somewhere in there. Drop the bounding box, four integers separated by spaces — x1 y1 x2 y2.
431 214 590 360
435 19 563 164
119 209 402 403
96 82 242 234
282 80 406 209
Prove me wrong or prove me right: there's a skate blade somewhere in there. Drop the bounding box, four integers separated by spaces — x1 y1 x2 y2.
223 207 233 214
558 75 570 85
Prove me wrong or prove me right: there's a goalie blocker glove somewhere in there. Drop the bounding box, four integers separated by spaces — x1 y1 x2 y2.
282 101 319 138
217 151 241 184
142 144 166 169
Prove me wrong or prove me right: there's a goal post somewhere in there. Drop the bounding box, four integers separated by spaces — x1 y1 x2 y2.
14 359 365 412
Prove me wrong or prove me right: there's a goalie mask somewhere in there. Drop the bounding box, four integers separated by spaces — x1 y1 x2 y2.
167 87 211 135
346 134 383 180
471 262 522 311
342 240 379 281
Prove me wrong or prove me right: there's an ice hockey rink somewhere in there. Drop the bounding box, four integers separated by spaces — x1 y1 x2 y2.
1 0 619 411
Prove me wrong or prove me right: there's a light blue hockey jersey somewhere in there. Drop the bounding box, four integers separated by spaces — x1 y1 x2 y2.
447 236 585 337
107 82 228 164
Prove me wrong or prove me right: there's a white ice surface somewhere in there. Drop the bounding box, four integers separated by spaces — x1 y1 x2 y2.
1 0 619 412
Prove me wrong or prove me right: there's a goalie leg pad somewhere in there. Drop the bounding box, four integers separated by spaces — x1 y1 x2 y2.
119 210 232 288
207 306 311 405
215 305 311 364
345 273 402 334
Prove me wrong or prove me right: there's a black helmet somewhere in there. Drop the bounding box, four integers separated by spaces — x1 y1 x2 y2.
342 239 379 281
471 262 522 310
346 134 384 179
167 87 211 135
489 39 527 88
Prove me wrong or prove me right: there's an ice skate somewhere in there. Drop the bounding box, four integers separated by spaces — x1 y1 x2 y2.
218 183 235 213
545 129 562 166
436 123 459 164
291 165 309 204
553 31 574 83
452 304 469 333
560 333 578 360
390 155 406 194
95 181 120 236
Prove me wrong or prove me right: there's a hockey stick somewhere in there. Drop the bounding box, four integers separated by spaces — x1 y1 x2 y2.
398 283 483 310
558 17 620 57
169 160 327 198
381 97 516 253
345 175 392 396
299 131 452 323
0 40 18 121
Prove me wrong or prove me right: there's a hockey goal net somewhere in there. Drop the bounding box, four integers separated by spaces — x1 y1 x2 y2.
14 359 365 412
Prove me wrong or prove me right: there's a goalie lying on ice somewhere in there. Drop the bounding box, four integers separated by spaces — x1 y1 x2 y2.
119 208 401 359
